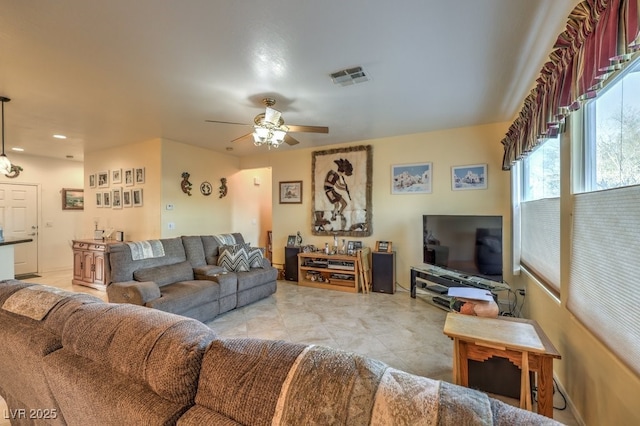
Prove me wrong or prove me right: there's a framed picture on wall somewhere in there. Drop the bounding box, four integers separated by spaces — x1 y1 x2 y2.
279 181 302 204
391 162 432 194
103 191 111 207
61 188 84 210
123 189 132 207
124 168 135 186
451 164 487 191
97 171 109 188
111 187 123 209
89 174 96 188
135 167 145 184
132 188 143 206
112 168 122 184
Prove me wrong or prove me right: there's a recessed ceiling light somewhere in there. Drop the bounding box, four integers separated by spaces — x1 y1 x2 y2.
53 134 67 139
11 147 24 152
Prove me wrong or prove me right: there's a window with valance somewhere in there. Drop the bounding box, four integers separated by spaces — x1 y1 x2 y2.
502 0 640 169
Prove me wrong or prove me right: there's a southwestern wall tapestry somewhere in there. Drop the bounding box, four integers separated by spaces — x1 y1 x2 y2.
311 145 372 236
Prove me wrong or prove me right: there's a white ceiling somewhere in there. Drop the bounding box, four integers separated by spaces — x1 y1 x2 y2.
0 0 578 161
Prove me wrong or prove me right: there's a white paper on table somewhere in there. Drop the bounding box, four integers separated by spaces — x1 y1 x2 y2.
447 287 494 302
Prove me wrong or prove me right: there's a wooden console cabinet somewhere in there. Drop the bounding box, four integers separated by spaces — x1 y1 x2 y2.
72 239 115 290
297 252 360 293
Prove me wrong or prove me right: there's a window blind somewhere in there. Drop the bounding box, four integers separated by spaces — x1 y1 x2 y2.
568 185 640 376
520 198 561 291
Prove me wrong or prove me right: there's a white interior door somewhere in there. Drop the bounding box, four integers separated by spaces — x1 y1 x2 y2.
0 183 39 275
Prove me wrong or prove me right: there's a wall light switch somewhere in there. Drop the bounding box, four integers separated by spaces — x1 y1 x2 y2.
166 204 174 210
168 222 176 230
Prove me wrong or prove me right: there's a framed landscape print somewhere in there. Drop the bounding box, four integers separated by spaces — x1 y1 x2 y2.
451 164 487 191
391 162 432 194
62 188 84 210
279 181 302 204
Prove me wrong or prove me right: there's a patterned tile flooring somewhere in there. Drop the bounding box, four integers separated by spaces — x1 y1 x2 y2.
1 270 579 425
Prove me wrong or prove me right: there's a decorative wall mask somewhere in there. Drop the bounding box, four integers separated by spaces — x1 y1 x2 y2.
181 172 193 196
219 177 228 198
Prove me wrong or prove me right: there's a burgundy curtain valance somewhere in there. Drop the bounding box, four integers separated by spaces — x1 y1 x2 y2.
501 0 640 170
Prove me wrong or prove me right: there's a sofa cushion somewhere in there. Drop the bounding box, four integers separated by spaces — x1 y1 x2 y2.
60 302 216 405
246 246 265 269
193 265 226 278
134 260 194 287
202 233 245 266
237 267 278 292
218 245 249 272
194 339 308 426
109 237 187 283
182 235 206 267
147 280 220 316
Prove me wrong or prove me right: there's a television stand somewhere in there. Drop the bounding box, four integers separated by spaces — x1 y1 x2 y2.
410 264 510 312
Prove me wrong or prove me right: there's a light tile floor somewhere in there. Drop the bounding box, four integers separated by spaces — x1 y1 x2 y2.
1 271 579 425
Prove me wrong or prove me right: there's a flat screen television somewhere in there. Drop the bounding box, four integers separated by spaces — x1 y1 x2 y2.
423 215 503 282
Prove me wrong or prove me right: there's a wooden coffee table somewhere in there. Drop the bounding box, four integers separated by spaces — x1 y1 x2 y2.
443 313 561 418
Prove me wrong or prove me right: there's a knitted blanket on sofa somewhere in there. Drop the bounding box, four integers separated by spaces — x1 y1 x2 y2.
182 338 561 425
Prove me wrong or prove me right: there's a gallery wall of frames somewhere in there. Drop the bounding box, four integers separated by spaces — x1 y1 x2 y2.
88 167 145 209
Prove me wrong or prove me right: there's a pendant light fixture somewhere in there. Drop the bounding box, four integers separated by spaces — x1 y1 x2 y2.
0 96 12 175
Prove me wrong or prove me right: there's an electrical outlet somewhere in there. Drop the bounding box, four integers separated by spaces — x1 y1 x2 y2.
517 289 526 296
168 222 176 230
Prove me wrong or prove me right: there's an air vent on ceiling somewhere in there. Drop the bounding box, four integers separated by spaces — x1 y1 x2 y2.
330 66 369 86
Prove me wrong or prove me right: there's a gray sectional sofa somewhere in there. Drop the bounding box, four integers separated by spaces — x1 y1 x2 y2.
0 279 561 425
106 233 277 323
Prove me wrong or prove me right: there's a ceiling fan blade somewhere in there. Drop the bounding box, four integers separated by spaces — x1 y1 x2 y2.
287 124 329 133
230 133 253 143
205 119 251 126
284 134 300 146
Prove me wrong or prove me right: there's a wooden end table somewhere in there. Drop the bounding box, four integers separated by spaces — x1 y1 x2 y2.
443 313 561 418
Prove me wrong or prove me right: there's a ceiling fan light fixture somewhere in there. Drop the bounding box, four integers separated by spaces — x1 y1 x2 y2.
264 107 282 126
272 128 287 142
0 96 12 175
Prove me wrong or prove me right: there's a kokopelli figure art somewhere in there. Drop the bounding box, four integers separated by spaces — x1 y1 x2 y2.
324 158 353 221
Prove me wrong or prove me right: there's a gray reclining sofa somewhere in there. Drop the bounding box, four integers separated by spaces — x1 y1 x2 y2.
106 233 277 322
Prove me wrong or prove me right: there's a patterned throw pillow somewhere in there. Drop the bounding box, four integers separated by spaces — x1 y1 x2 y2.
217 244 249 272
246 246 265 269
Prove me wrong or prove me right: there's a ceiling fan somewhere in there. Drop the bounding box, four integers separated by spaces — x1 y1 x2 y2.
205 98 329 147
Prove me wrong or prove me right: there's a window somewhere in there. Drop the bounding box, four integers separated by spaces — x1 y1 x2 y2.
518 136 561 291
568 56 640 376
522 137 560 201
584 58 640 192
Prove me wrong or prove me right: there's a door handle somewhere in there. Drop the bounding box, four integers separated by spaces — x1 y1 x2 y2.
28 232 37 236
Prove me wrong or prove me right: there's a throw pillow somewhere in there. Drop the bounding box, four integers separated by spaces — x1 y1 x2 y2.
217 244 249 272
246 246 265 269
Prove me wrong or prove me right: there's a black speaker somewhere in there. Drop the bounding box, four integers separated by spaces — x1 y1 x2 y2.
372 251 395 293
284 246 301 281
